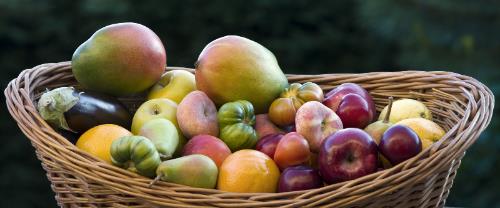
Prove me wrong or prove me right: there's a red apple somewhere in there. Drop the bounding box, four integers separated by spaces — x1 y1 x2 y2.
255 114 284 139
255 133 284 158
319 128 378 184
182 135 231 168
295 101 343 152
336 94 372 128
323 83 376 128
278 165 323 192
274 132 310 170
379 125 422 165
324 83 375 111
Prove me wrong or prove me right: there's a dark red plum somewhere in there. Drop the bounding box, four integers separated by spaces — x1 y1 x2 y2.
278 165 323 192
319 128 378 184
379 125 422 165
255 133 284 158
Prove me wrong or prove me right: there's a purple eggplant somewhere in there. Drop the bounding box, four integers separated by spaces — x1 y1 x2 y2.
38 87 131 134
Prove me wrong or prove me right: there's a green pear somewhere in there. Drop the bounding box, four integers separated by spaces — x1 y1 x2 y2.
138 118 179 160
365 97 394 144
154 155 218 189
365 97 394 169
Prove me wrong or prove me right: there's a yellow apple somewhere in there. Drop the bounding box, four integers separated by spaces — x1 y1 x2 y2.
131 98 186 155
147 70 196 103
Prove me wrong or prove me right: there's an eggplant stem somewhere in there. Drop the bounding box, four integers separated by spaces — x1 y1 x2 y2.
149 173 162 188
384 97 394 123
45 99 56 111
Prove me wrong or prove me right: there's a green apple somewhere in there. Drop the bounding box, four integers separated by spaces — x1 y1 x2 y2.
131 98 186 154
147 70 196 104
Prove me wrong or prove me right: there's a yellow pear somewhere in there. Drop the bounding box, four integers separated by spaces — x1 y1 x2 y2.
378 98 432 123
396 118 445 149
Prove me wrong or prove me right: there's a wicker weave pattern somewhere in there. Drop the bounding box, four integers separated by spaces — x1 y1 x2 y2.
4 62 494 208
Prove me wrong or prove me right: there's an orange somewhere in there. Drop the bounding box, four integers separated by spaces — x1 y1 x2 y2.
76 124 132 164
217 149 280 193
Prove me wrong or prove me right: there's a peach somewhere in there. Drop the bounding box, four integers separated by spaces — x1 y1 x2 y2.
176 91 219 138
295 101 343 152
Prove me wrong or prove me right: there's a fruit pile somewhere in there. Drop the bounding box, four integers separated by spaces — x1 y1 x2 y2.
37 22 446 193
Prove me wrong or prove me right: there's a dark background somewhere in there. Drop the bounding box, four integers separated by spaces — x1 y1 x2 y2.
1 0 498 207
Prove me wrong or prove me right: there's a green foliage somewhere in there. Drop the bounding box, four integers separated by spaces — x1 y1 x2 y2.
0 0 498 207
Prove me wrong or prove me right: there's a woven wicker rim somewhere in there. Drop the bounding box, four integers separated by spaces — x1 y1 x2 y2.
4 61 494 207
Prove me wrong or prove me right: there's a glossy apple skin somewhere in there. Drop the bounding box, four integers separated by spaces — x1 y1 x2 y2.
182 135 231 168
147 70 196 103
176 91 219 138
255 133 284 158
274 132 310 170
319 128 378 184
131 98 178 135
131 98 186 156
323 83 376 121
336 94 372 128
255 114 284 139
278 165 323 192
295 101 343 152
379 125 422 165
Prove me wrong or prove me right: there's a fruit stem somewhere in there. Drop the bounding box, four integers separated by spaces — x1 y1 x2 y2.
383 97 393 123
44 99 56 111
152 105 161 115
148 173 163 188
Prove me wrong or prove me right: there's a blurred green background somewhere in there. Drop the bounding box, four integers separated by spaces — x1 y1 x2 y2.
1 0 498 207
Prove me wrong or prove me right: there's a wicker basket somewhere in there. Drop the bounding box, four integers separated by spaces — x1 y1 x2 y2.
5 61 494 208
